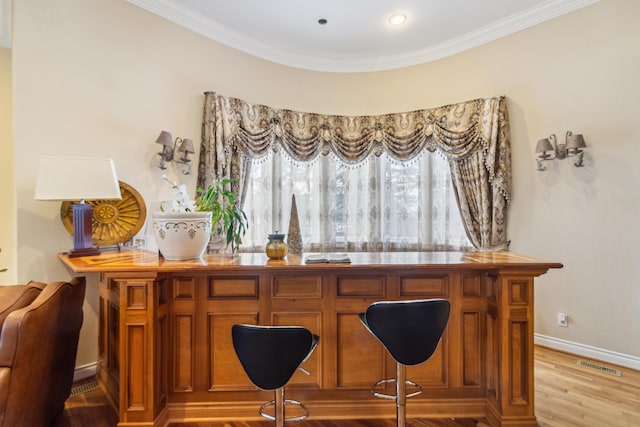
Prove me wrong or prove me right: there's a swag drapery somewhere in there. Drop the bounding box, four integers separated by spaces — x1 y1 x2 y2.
197 92 511 250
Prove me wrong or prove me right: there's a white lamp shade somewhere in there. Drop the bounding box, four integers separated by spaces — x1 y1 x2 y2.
34 156 122 201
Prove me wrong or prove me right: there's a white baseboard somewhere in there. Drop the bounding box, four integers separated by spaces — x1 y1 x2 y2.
535 333 640 371
73 362 97 382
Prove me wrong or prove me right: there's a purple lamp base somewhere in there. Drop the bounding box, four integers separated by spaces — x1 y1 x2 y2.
69 202 100 258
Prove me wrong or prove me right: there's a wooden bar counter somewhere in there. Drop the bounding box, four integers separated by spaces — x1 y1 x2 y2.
59 250 562 427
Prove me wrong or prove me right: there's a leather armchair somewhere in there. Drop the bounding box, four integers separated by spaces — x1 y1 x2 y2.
0 281 46 330
0 277 86 427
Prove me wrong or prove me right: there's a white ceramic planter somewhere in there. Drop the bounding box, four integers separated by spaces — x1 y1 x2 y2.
151 211 212 261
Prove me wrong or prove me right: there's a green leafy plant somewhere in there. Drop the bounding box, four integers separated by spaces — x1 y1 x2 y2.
195 178 248 253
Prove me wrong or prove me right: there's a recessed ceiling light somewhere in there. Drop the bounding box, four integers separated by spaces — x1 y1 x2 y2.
388 13 407 25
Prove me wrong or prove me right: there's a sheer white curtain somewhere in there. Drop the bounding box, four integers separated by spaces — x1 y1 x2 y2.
242 151 470 252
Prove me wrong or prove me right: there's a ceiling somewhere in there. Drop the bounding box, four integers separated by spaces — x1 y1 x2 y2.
0 1 597 70
126 0 597 72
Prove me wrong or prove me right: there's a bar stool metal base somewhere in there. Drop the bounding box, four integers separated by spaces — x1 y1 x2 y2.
370 363 422 427
259 387 309 426
371 377 423 400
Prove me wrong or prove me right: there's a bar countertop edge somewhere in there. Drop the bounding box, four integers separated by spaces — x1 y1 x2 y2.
58 249 564 273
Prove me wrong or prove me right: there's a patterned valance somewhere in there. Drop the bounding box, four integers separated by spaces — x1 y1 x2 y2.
198 92 511 249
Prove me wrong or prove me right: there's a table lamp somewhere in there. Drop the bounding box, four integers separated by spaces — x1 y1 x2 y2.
34 156 122 258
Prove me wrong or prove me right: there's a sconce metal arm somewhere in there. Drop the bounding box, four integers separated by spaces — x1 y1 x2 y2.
535 131 587 171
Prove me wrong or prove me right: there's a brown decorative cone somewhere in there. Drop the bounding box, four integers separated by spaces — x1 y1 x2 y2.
287 194 303 253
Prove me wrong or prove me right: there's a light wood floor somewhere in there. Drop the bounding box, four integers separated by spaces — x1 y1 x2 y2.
53 346 640 427
534 346 640 426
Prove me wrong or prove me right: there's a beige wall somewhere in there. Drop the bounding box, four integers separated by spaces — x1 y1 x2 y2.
0 46 15 282
12 0 640 368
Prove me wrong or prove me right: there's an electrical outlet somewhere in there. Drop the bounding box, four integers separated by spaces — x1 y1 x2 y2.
557 312 568 327
134 237 147 249
124 236 147 249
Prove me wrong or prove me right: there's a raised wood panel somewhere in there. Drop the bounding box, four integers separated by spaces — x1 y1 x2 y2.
510 320 528 405
172 314 194 392
155 312 169 415
486 309 498 400
106 275 120 294
157 276 169 306
108 302 120 379
336 312 385 389
399 275 449 297
462 311 482 387
272 311 322 388
272 275 322 299
336 276 385 297
173 277 195 300
99 287 121 408
509 280 529 305
125 323 146 411
511 308 527 319
208 312 258 390
208 277 259 299
126 284 146 310
99 295 106 364
486 276 497 303
462 274 482 297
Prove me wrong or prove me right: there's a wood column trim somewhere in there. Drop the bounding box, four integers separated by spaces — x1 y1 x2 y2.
112 272 165 425
486 270 538 427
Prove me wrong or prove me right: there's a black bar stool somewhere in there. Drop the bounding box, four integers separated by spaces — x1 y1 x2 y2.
231 324 319 427
359 299 450 427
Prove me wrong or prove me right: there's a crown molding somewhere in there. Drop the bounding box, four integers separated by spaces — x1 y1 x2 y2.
0 0 10 49
128 0 599 72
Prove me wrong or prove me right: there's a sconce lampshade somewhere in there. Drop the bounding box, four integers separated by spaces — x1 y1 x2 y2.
566 133 586 150
156 130 174 148
34 156 122 258
178 138 195 154
535 138 554 153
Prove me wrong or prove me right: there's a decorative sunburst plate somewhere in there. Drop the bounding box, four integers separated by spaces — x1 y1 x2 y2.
61 181 147 247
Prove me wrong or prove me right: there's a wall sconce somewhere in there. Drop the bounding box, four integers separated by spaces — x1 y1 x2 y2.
535 131 587 171
155 130 195 174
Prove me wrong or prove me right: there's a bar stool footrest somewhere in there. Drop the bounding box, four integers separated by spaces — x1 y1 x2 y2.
259 398 310 422
371 378 423 400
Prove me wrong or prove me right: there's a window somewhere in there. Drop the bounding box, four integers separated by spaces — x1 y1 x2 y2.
241 150 471 252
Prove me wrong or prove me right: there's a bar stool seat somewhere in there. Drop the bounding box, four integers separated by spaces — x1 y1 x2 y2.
359 299 450 427
232 324 319 426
